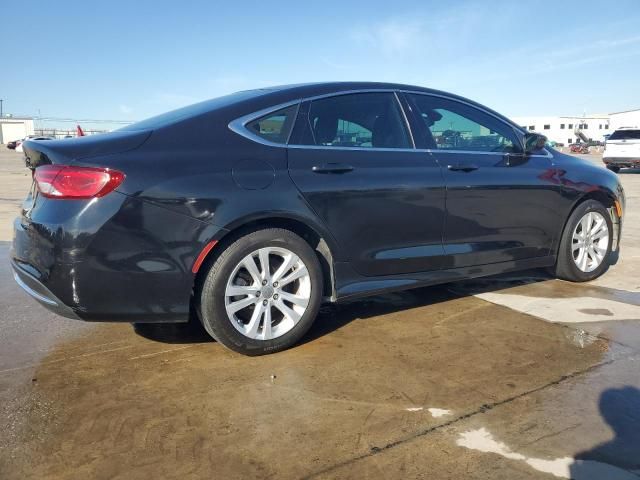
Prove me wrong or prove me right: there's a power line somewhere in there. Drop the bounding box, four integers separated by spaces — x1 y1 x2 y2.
34 116 135 125
10 114 135 125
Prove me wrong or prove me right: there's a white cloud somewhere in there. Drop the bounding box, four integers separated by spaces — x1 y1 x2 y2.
350 19 426 57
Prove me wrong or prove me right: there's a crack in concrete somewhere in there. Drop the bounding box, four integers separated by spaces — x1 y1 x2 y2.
302 350 638 479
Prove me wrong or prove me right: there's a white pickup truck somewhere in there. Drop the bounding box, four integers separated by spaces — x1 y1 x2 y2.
603 127 640 172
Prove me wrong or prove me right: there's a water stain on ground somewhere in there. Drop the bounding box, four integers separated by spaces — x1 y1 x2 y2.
451 272 640 308
0 287 614 480
579 308 614 316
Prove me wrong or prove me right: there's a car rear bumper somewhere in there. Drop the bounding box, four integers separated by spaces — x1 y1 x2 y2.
11 259 80 319
11 193 227 323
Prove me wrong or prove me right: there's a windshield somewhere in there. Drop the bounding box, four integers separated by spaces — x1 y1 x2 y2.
609 129 640 140
119 89 272 131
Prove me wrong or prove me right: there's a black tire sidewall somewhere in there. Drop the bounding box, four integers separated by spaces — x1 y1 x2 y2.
557 200 613 281
200 228 323 355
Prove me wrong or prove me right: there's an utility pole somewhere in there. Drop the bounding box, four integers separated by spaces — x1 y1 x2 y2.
0 99 3 117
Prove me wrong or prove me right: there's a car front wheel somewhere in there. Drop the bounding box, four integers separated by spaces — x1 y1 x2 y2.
199 228 323 355
553 200 613 282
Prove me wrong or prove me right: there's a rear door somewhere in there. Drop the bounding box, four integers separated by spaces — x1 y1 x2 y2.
287 91 447 277
405 93 558 268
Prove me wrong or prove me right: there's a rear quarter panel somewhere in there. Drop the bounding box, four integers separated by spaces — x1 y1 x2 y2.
73 109 341 258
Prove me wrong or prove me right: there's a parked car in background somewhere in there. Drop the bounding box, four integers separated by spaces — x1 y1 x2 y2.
12 82 625 355
15 136 54 153
603 127 640 172
6 139 20 149
570 143 590 154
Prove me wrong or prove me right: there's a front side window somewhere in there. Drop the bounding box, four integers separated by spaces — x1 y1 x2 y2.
408 94 521 153
302 93 411 149
246 105 298 144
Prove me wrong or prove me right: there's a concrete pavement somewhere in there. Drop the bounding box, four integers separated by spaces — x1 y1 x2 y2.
0 148 638 479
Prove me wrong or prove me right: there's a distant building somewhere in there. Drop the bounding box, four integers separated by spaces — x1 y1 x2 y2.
511 115 610 145
609 108 640 131
0 117 34 144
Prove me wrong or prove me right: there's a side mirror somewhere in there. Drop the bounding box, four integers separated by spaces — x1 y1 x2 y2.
524 132 547 154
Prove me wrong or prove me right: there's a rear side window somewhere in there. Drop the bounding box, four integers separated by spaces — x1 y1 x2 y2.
302 93 411 149
609 129 640 140
246 105 298 144
408 94 521 153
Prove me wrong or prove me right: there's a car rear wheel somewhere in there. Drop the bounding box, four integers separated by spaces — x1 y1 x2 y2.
606 165 620 173
553 200 613 282
199 228 323 355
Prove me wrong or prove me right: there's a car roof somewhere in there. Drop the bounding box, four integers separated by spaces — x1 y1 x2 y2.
253 81 466 102
122 81 518 133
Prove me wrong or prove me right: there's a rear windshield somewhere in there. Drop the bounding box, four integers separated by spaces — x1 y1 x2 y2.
119 89 272 131
609 129 640 140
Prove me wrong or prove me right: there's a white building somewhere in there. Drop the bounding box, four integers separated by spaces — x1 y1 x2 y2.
0 117 35 144
511 114 610 145
609 108 640 131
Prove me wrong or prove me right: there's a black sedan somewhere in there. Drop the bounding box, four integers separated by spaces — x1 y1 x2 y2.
12 82 625 355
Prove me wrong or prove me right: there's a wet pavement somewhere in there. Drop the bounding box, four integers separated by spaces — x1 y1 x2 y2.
0 149 639 479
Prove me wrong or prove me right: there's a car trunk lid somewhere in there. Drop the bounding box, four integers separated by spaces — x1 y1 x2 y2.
22 129 151 169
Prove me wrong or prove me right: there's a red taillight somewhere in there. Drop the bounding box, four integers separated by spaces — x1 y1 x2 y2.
34 165 125 199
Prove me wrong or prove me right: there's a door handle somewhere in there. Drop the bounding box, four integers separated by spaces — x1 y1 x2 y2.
312 163 354 174
447 164 479 172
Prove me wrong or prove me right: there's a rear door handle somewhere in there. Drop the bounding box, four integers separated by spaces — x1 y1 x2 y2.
312 163 354 174
447 164 479 172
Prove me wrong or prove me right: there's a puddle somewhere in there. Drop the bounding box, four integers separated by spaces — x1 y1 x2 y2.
457 427 638 479
579 309 614 316
451 274 640 307
404 407 452 418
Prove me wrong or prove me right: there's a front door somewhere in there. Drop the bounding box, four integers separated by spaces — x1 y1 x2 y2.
405 93 559 268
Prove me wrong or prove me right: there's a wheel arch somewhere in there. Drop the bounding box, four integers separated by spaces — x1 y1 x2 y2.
192 214 338 307
556 187 619 258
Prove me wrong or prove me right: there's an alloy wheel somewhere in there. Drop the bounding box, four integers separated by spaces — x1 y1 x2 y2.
572 211 609 273
224 247 311 340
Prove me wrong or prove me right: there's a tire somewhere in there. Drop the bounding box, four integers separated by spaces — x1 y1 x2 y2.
606 165 620 173
199 228 323 355
553 200 613 282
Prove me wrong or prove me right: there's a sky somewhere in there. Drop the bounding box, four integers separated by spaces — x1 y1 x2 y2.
2 0 640 130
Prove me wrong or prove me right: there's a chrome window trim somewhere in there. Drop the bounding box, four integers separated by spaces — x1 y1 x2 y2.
228 100 301 148
419 148 553 158
227 88 553 157
287 144 418 153
297 88 398 103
